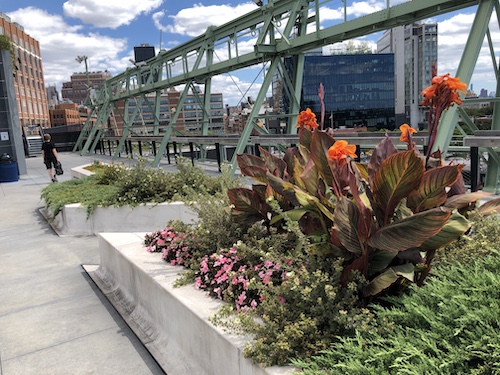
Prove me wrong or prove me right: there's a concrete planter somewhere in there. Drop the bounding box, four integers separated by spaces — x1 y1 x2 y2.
71 163 96 179
42 201 198 236
84 233 294 375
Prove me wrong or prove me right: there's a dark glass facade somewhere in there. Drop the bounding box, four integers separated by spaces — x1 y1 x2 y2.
284 54 395 130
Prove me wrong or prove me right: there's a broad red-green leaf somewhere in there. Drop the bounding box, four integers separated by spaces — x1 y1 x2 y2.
284 147 303 181
368 134 398 186
419 211 471 251
299 127 313 150
259 146 288 179
291 156 306 190
237 153 266 170
309 130 335 186
227 188 269 223
354 162 369 181
444 192 490 209
392 263 416 281
349 173 372 241
237 154 268 183
366 207 451 252
407 165 463 213
363 263 415 297
293 186 334 221
448 165 467 196
363 268 398 296
238 165 268 183
333 197 364 256
372 150 424 225
299 157 319 195
368 250 398 275
477 197 500 216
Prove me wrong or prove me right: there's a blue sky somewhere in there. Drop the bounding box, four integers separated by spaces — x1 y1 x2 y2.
2 0 499 105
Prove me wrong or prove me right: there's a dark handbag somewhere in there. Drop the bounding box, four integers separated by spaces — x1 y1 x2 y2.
55 161 64 175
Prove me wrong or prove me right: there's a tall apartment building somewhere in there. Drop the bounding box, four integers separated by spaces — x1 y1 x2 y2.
61 70 112 105
0 12 50 134
378 23 438 128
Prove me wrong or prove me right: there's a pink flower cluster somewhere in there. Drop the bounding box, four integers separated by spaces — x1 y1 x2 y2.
195 248 292 311
144 227 193 267
144 227 176 252
146 227 293 312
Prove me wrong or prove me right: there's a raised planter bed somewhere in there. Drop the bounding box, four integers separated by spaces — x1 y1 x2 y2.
41 201 198 236
71 163 96 179
84 233 294 375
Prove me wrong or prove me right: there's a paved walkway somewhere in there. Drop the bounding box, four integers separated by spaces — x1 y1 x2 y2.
0 153 166 375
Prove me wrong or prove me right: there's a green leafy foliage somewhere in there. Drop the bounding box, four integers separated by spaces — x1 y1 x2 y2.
293 249 500 375
41 157 230 217
230 128 491 297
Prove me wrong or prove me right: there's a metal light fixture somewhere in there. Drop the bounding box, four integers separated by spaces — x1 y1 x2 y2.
252 0 263 6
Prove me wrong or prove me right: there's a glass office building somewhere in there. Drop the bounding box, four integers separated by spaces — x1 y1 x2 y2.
284 54 395 130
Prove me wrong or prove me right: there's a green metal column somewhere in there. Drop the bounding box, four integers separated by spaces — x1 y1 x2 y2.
433 0 495 153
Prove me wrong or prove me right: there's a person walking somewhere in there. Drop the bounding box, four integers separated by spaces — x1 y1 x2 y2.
41 134 60 182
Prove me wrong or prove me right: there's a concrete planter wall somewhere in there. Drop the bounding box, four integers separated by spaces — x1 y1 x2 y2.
84 233 294 375
42 201 197 236
71 164 95 179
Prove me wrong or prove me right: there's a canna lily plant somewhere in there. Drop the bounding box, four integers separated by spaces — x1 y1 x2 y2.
228 74 500 298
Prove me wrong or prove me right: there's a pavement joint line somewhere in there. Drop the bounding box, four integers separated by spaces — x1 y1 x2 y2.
0 286 97 319
0 326 123 362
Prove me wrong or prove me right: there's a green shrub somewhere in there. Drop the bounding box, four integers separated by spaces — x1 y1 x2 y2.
41 157 233 215
242 256 374 366
293 250 500 375
433 214 500 267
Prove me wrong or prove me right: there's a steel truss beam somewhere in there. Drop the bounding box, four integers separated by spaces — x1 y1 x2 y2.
80 0 500 179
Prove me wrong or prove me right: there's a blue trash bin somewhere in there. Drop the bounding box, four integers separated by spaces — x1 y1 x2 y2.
0 153 19 182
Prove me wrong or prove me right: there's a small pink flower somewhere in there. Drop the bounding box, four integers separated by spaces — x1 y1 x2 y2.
237 291 247 305
250 300 258 310
277 296 286 304
194 277 203 288
264 260 273 268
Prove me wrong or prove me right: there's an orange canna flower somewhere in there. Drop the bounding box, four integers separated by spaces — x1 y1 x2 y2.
327 140 357 162
399 123 417 142
421 73 467 108
296 108 319 130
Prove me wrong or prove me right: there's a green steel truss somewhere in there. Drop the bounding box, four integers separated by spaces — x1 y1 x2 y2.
76 0 499 185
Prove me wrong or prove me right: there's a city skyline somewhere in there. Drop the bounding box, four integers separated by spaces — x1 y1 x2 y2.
2 0 499 106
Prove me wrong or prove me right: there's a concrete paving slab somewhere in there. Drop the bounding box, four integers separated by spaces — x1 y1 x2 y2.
0 152 165 375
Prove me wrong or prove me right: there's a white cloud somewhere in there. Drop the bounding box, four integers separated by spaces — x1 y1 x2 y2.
7 7 129 89
154 3 257 37
437 12 499 93
63 0 164 29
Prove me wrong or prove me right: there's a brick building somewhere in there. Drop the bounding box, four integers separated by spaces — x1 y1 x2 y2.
0 12 50 134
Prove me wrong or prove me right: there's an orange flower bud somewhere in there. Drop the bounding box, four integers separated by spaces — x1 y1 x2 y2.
399 123 417 143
